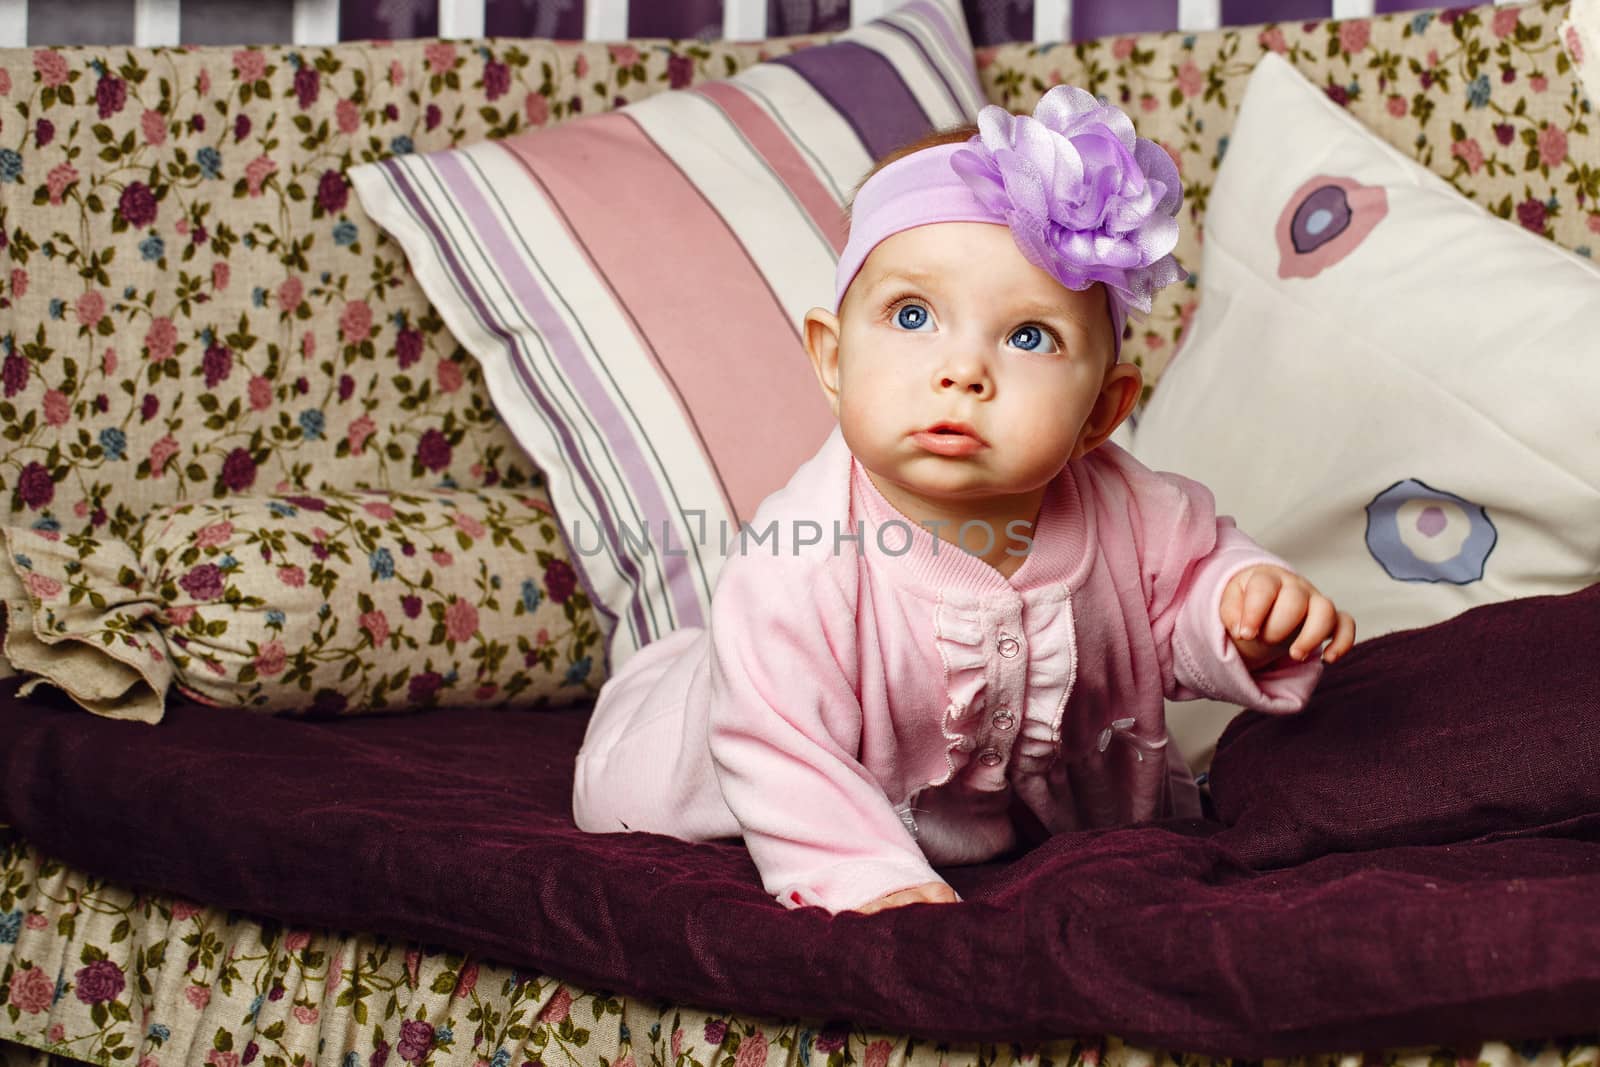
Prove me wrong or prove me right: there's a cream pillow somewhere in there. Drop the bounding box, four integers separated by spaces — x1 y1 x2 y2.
1131 53 1600 772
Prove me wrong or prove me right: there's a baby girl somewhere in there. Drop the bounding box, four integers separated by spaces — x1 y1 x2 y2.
573 86 1355 914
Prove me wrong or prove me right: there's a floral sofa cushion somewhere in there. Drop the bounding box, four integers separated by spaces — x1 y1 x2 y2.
0 36 814 701
0 487 601 721
0 37 806 545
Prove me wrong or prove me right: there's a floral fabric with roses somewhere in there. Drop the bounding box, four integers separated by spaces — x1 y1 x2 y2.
1 5 1597 1066
0 36 809 541
0 831 1589 1067
137 487 602 715
976 0 1596 391
0 34 817 696
0 487 602 721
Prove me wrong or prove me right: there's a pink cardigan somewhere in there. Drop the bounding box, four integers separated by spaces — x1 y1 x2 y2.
574 428 1320 913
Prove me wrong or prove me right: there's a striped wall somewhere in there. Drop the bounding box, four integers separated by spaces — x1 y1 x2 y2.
0 0 1525 49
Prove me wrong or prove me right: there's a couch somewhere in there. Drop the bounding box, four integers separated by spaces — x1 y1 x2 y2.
2 3 1599 1066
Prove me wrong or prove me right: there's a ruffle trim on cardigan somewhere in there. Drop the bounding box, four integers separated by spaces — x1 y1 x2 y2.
930 586 1080 786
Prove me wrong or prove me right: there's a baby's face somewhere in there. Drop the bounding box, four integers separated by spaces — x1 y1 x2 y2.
831 221 1118 518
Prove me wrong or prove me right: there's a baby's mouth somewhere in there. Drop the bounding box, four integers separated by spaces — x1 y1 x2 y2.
913 423 987 456
922 422 984 442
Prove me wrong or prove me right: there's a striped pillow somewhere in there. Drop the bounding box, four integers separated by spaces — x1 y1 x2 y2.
351 0 983 672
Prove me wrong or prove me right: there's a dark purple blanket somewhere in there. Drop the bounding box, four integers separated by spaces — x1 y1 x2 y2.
6 584 1600 1058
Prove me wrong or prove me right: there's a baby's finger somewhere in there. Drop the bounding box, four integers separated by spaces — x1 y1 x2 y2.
1218 574 1246 633
1323 611 1357 663
1259 580 1310 646
1289 594 1336 661
1237 569 1283 641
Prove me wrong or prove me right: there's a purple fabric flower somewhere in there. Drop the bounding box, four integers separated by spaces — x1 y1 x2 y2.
370 1040 391 1067
235 113 252 142
949 86 1185 326
74 960 126 1004
1324 84 1350 106
544 559 577 605
484 60 510 101
221 447 257 492
17 462 53 509
35 118 54 147
119 182 158 228
96 76 127 119
317 169 349 215
142 394 160 421
243 1041 260 1065
667 55 694 88
294 67 320 110
2 353 26 397
339 374 355 401
408 672 443 704
203 343 233 389
393 1023 432 1062
285 494 327 511
814 1031 846 1054
1494 122 1515 146
179 563 225 601
312 689 348 716
1517 197 1548 233
401 595 422 619
416 429 451 472
703 1021 728 1045
395 327 424 369
425 104 442 131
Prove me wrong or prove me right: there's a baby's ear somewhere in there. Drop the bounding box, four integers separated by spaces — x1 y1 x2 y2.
803 307 842 416
1073 362 1143 459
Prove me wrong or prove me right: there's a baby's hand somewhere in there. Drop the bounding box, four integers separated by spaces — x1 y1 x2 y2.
1220 564 1355 671
855 881 959 914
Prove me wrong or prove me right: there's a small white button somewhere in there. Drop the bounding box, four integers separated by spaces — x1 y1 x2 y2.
993 709 1015 731
997 634 1020 658
977 748 1003 767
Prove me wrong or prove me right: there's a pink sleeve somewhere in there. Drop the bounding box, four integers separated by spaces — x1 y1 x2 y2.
1120 453 1321 712
706 554 943 913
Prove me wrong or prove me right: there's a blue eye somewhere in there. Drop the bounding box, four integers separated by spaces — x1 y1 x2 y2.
894 303 930 331
1008 324 1056 352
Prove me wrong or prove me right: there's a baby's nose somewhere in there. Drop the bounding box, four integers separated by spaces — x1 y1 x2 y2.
938 372 987 395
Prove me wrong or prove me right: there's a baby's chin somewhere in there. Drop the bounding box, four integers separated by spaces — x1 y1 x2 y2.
861 463 1058 513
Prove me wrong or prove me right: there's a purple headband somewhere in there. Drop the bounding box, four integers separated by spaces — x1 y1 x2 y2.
833 86 1189 360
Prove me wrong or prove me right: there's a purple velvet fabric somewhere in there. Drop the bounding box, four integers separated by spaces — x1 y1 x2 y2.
5 586 1600 1056
1209 583 1600 868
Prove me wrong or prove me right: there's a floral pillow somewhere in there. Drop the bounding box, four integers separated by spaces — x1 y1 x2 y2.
1 488 603 722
